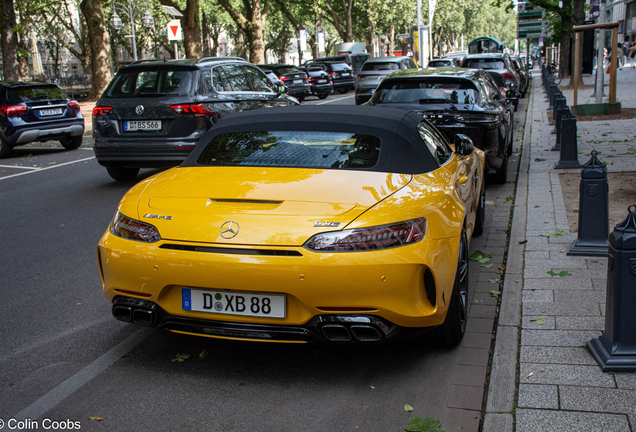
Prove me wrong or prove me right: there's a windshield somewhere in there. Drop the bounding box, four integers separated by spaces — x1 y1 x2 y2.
330 63 352 72
275 66 302 75
464 59 506 70
362 62 400 71
373 79 478 104
428 61 451 67
7 86 68 102
197 131 381 169
105 68 196 97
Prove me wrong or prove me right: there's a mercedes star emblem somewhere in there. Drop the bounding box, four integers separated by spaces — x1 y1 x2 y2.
135 105 144 115
220 221 239 239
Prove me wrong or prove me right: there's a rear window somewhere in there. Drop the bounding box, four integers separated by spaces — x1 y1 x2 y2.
105 68 195 97
373 79 478 104
7 86 68 103
428 60 451 67
464 59 506 70
275 66 302 75
197 131 381 169
329 63 352 72
362 62 400 71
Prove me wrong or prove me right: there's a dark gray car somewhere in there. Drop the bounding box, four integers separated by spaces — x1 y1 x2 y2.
93 57 298 181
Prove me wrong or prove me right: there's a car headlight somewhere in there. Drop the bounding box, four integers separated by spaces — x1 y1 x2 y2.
110 211 161 243
303 218 426 252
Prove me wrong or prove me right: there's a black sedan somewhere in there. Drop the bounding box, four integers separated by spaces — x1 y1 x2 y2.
0 82 84 158
366 68 516 184
299 66 333 99
258 64 311 102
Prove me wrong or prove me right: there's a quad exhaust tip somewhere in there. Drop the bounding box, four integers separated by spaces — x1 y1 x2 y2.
321 324 382 342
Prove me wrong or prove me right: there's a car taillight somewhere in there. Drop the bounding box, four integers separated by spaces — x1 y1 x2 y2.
67 100 80 109
329 72 338 78
500 72 515 78
110 211 161 243
170 103 217 117
303 218 427 252
0 105 28 116
92 106 112 117
279 76 289 81
308 77 317 82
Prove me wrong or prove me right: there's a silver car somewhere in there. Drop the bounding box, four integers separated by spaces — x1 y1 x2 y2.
354 56 418 105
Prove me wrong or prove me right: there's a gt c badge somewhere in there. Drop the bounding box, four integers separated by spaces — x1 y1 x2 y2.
144 214 173 220
314 220 340 227
220 221 239 239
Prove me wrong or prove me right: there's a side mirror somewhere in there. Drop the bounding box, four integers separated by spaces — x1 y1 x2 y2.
278 84 287 94
506 89 521 99
454 134 474 156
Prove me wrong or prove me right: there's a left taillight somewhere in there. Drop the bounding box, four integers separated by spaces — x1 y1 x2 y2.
170 103 218 118
500 72 515 78
303 218 427 252
110 211 161 243
92 106 112 118
0 105 28 116
67 100 80 109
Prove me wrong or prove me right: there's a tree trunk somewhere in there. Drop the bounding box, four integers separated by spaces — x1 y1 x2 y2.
343 0 354 42
388 20 395 56
1 0 21 82
80 0 114 101
202 12 211 57
18 33 30 80
559 0 573 79
183 0 202 58
365 15 375 57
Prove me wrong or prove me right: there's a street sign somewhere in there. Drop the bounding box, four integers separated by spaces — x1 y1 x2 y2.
518 21 546 30
167 19 182 41
519 10 545 20
517 2 545 12
517 29 549 38
396 34 410 39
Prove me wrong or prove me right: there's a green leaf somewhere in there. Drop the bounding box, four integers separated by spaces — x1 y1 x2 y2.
534 158 546 162
490 290 502 297
540 230 568 238
404 417 449 432
489 279 502 284
547 270 573 277
468 251 495 263
405 404 414 412
481 263 494 268
172 353 191 363
199 349 209 360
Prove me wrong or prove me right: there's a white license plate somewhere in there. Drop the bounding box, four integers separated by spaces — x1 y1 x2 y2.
124 120 162 131
341 72 350 76
318 79 327 83
38 108 63 116
182 288 286 318
293 79 303 84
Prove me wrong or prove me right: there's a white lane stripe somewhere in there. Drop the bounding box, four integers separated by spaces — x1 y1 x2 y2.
0 156 95 181
0 327 153 430
0 165 40 170
316 94 355 105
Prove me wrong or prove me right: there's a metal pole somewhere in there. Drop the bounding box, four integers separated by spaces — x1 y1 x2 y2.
417 0 424 66
595 1 606 103
128 0 138 61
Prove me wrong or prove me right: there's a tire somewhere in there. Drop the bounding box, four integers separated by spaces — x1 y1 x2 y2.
296 95 305 103
507 126 514 156
107 166 140 181
318 93 329 99
473 181 485 237
434 231 469 346
0 136 12 159
493 153 508 185
338 88 347 94
61 135 83 150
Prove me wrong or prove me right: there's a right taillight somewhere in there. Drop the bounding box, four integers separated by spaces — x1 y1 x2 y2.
0 105 28 116
110 211 161 243
92 106 112 117
500 72 515 78
170 103 218 118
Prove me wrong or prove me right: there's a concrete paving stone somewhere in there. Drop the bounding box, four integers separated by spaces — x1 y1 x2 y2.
615 373 636 390
498 283 522 327
520 363 616 387
477 272 504 283
522 315 556 330
471 293 498 306
486 326 518 413
442 408 481 432
465 316 494 336
456 346 490 367
515 408 630 432
482 413 513 432
600 303 606 316
556 316 605 331
524 278 594 290
523 290 554 302
460 330 494 349
520 345 597 365
523 267 561 279
523 300 601 316
467 304 497 319
549 250 572 259
592 279 609 290
525 251 550 260
554 289 606 303
452 364 488 387
447 384 484 410
524 259 590 270
518 384 559 409
550 268 614 279
559 386 636 415
521 329 602 347
474 281 500 293
547 235 578 244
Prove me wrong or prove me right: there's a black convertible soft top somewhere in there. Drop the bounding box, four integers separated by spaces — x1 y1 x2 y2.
183 105 440 174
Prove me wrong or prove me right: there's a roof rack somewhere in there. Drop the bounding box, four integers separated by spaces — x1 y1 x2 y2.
197 56 247 63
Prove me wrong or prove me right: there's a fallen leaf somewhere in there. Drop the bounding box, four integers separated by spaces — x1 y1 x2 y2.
404 404 414 412
199 349 209 360
488 279 502 284
519 240 528 244
547 270 572 277
88 417 103 421
468 251 495 263
481 263 494 268
490 290 502 297
172 353 191 363
540 230 568 238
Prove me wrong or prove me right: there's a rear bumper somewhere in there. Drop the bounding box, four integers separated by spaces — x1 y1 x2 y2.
93 140 197 168
7 122 84 146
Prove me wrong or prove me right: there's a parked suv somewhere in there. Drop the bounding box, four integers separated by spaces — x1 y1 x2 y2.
460 53 521 110
354 56 417 104
0 82 84 158
92 57 298 181
257 64 311 102
305 61 354 94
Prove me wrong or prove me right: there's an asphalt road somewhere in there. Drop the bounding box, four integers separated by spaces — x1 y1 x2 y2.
0 91 526 432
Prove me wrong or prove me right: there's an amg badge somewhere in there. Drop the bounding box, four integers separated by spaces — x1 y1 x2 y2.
314 220 340 227
144 214 173 220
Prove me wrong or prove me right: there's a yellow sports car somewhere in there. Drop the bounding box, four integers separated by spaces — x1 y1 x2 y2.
97 105 485 345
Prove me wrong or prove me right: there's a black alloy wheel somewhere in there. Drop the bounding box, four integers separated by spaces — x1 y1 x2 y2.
318 93 329 99
61 135 83 150
493 153 508 185
107 166 140 181
473 181 485 237
434 231 469 345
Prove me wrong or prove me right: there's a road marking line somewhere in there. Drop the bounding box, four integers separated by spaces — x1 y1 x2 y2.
0 165 40 170
316 94 355 105
0 156 95 181
0 327 153 429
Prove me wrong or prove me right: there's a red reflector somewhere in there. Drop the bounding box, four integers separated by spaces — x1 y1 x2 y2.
92 106 112 117
170 103 217 117
177 146 196 150
279 76 289 80
67 100 80 109
0 105 28 116
500 72 515 78
114 289 152 298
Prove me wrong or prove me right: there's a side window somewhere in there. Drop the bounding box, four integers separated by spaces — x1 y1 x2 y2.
243 66 276 93
211 66 229 92
408 59 417 68
200 67 213 94
482 75 501 100
417 122 452 166
222 64 252 91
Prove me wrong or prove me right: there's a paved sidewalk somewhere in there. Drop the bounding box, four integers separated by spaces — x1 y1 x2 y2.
483 68 636 431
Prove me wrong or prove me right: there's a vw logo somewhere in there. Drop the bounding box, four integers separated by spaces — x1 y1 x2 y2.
135 105 144 115
220 221 239 239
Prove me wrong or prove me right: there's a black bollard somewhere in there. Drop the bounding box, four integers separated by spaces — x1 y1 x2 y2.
551 104 570 150
567 151 609 256
554 111 582 169
548 82 558 110
550 95 566 129
587 205 636 371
